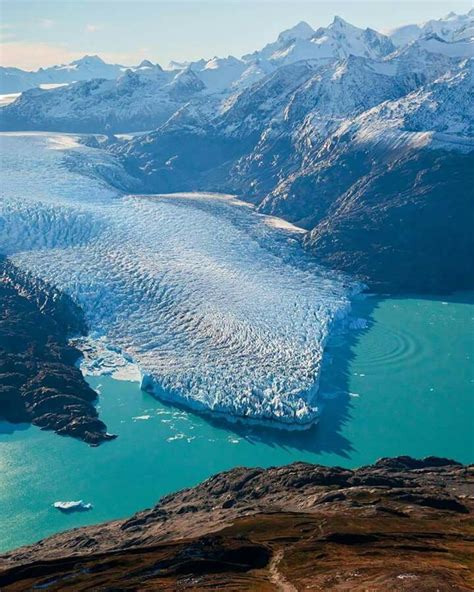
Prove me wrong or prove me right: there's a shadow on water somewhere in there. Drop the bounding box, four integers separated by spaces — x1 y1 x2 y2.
151 296 381 459
379 291 474 306
0 421 31 436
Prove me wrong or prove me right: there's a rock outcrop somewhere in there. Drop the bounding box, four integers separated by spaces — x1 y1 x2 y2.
1 456 472 590
0 259 115 445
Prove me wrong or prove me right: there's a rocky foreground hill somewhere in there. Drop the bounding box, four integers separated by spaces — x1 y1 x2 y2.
0 456 472 590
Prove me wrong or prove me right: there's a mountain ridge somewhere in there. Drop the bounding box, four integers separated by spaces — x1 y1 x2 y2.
1 11 472 293
2 9 471 96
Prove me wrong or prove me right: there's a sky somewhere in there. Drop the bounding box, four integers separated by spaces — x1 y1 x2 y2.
0 0 471 70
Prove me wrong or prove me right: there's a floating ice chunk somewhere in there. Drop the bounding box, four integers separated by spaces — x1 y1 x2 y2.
167 433 186 442
53 500 93 513
348 317 368 330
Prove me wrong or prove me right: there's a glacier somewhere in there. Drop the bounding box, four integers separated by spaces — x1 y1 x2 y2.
0 132 356 429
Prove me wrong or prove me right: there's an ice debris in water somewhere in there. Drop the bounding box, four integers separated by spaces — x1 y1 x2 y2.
0 133 358 428
349 317 368 330
53 500 93 513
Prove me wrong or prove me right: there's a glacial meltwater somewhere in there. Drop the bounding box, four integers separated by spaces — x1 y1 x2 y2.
0 133 473 552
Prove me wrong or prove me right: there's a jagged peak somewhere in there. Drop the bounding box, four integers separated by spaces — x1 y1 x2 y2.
204 55 242 69
71 54 106 66
330 15 357 30
278 21 315 42
138 59 155 68
167 60 192 70
169 66 205 90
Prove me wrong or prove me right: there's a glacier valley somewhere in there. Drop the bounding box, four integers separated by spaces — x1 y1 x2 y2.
0 132 357 428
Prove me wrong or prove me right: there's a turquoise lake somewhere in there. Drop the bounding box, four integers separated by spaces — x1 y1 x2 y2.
1 293 473 552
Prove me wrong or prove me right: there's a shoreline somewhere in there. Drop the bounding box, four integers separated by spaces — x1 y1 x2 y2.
1 456 472 590
0 258 115 446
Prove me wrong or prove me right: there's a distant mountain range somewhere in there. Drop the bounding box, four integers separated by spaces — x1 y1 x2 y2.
388 9 474 46
1 11 472 132
1 10 472 293
0 55 127 94
1 10 472 96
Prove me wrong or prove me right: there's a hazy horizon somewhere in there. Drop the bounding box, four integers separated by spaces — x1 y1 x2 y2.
0 0 472 70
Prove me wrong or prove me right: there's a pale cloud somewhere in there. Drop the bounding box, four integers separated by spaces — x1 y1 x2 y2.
100 49 152 66
0 41 152 69
39 19 56 29
0 41 82 70
0 23 15 41
85 23 103 33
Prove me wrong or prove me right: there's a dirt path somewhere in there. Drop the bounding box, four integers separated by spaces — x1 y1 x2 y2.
268 549 298 592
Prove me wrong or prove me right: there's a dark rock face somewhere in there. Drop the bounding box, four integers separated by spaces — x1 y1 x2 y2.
106 57 472 296
116 127 257 196
117 125 474 295
1 457 472 590
302 145 474 293
0 259 115 445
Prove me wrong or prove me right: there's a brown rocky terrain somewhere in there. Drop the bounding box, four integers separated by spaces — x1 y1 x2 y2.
0 258 115 445
1 456 472 590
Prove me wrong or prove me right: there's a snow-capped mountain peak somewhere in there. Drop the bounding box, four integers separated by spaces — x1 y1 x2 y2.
203 55 242 70
388 9 474 46
70 54 107 66
329 15 356 31
243 16 395 68
166 66 206 94
277 21 315 42
137 59 155 69
166 54 270 95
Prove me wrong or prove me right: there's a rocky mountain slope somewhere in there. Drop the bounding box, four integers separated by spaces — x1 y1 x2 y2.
113 47 462 190
110 54 472 292
265 59 474 292
0 63 209 133
0 456 472 590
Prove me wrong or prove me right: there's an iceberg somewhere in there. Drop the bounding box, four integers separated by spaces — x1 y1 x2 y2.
349 317 368 330
53 500 93 513
0 133 357 429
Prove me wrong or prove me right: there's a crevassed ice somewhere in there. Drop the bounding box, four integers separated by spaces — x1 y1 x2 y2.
0 133 355 428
